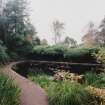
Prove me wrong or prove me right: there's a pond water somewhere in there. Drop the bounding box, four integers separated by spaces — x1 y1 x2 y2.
12 61 101 77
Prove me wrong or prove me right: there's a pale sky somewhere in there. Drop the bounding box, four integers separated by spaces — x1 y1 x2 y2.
29 0 105 44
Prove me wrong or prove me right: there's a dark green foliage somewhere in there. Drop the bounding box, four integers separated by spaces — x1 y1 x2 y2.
13 40 33 57
29 45 66 61
8 51 20 61
33 37 41 46
29 46 99 63
0 73 20 105
7 35 33 58
0 44 9 64
64 47 99 62
0 16 8 43
0 0 37 59
63 36 77 48
84 71 105 88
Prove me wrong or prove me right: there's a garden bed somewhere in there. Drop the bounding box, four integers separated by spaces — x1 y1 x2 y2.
12 61 105 105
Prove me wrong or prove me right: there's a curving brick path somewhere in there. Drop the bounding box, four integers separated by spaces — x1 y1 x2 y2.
2 62 48 105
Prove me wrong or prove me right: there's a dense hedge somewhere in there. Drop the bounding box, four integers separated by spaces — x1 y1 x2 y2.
28 46 100 63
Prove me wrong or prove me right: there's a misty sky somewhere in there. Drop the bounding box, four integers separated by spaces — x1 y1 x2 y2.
29 0 105 44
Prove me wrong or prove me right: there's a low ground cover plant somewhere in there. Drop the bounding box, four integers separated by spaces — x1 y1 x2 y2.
0 73 20 105
48 82 99 105
84 71 105 88
28 73 54 89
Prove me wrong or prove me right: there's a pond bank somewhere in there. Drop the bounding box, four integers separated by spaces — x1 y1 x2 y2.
1 60 104 105
12 60 105 105
13 60 101 74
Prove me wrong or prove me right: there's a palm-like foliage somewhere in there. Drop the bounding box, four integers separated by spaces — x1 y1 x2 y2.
48 82 98 105
0 73 20 105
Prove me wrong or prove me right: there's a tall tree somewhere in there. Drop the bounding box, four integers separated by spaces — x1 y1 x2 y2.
3 0 29 36
52 20 64 44
64 36 77 48
0 0 37 56
0 0 3 15
41 39 48 45
0 0 36 45
82 22 98 47
0 0 6 15
32 36 41 46
99 16 105 46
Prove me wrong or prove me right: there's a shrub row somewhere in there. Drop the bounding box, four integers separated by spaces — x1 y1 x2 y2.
28 46 100 63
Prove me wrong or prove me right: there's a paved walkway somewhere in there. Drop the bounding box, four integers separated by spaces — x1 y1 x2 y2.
2 63 48 105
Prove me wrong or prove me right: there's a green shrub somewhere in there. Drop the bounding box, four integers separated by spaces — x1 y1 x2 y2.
8 51 20 61
84 71 105 88
7 36 33 58
28 74 53 89
32 45 67 60
0 44 9 64
29 46 99 63
0 73 20 105
48 82 98 105
64 47 99 62
27 67 54 89
16 40 33 57
94 48 105 71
